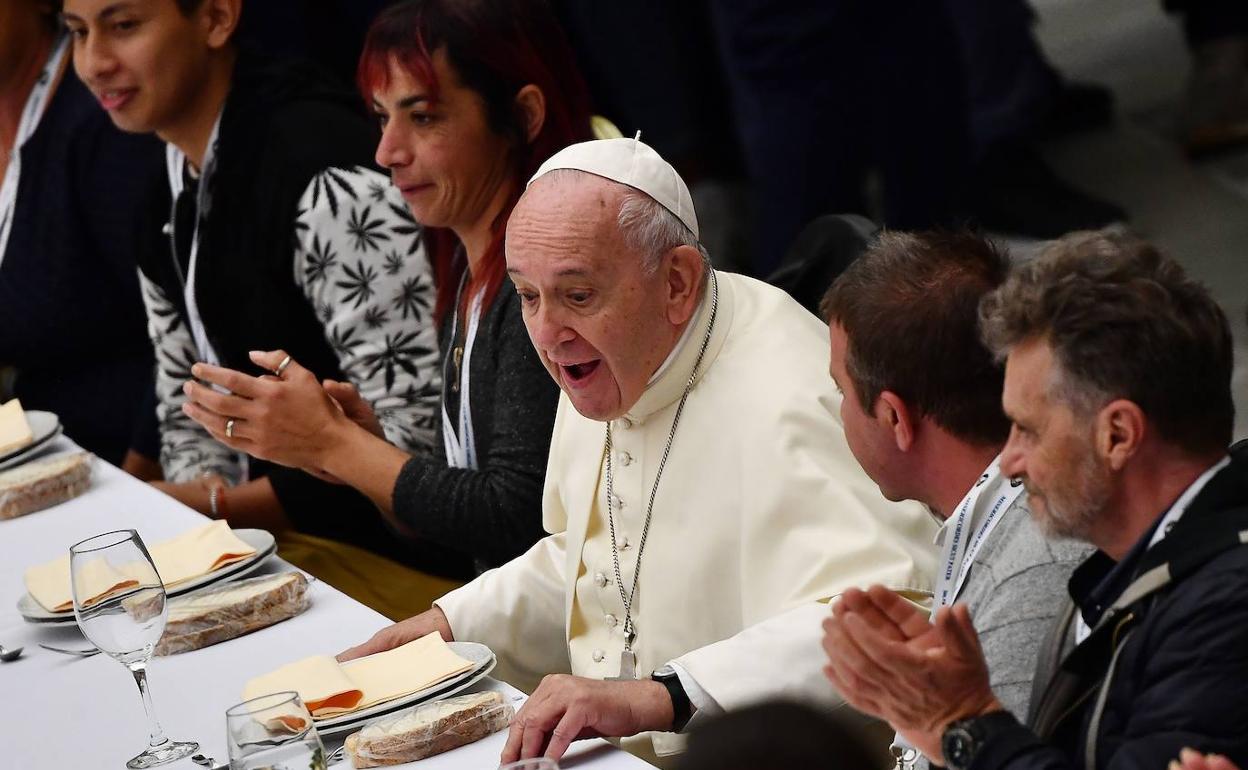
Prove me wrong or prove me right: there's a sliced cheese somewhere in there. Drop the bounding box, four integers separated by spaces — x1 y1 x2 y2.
0 399 34 456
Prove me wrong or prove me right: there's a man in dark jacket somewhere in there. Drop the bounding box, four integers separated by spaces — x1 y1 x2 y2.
822 230 1247 770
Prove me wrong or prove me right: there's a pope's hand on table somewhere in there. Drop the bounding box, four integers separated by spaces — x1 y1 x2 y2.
821 586 1001 763
336 607 453 662
500 674 675 763
181 349 349 471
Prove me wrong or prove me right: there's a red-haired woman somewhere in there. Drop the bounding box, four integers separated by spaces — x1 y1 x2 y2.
184 0 597 608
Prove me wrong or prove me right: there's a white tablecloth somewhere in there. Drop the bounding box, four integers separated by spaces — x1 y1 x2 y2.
0 440 653 770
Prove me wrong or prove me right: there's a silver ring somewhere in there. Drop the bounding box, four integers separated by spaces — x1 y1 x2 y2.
274 354 293 378
225 419 235 439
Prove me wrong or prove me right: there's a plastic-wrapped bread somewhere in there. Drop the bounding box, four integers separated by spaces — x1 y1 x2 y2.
344 691 514 767
0 452 92 520
155 572 310 656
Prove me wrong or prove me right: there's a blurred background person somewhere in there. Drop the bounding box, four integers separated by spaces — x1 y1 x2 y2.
0 0 162 474
1165 0 1248 156
678 700 880 770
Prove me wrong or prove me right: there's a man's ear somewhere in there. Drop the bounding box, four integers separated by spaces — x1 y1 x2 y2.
514 84 547 143
662 244 705 327
203 0 242 50
877 390 915 452
1096 398 1145 471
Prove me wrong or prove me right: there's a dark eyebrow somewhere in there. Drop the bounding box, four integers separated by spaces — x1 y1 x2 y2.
64 2 136 23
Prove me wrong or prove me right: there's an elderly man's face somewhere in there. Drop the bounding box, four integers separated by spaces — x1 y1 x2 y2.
999 337 1109 541
506 174 690 421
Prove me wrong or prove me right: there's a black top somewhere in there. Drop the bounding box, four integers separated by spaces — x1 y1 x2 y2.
970 444 1248 770
0 67 161 464
393 279 560 578
136 51 440 564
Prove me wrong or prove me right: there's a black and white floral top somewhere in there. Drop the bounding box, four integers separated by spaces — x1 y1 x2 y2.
139 163 439 485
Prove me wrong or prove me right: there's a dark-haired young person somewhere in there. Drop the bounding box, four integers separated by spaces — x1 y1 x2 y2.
821 231 1087 768
180 0 596 587
824 231 1248 770
62 0 443 612
0 0 161 472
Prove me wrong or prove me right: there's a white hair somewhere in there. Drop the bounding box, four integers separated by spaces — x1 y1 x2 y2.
616 189 712 275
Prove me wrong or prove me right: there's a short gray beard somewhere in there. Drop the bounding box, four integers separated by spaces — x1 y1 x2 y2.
1032 445 1109 542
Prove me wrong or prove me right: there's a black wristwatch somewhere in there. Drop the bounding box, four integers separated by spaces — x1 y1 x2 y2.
941 711 1017 770
651 665 693 732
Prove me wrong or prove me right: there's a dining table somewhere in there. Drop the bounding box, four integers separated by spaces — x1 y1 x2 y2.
0 437 656 770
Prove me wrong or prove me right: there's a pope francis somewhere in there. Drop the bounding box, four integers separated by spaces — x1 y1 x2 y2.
339 138 938 766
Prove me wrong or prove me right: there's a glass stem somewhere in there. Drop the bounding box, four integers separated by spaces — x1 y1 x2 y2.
129 662 170 749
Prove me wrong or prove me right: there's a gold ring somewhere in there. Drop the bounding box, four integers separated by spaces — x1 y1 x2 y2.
225 419 235 439
274 354 293 378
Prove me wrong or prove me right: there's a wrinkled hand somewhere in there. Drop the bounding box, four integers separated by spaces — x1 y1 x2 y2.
181 350 348 472
150 474 226 515
336 607 453 662
501 675 674 763
822 586 1001 763
1175 748 1241 770
324 379 385 439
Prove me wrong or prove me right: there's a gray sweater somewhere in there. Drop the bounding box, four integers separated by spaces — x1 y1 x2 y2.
913 496 1089 770
959 496 1091 720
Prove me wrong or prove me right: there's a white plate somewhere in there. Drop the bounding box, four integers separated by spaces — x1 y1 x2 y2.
314 641 497 738
16 528 278 624
0 411 62 470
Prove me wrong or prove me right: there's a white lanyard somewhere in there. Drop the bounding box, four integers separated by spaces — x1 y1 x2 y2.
931 455 1023 613
441 282 483 470
0 34 70 269
165 113 224 366
892 455 1023 769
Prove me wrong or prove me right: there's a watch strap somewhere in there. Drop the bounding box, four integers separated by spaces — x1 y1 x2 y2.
651 667 693 732
944 711 1018 770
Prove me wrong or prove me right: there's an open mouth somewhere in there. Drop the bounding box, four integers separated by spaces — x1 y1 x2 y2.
98 88 136 111
560 360 601 384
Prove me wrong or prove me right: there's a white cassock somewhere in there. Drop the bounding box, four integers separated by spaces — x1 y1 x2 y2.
436 271 939 766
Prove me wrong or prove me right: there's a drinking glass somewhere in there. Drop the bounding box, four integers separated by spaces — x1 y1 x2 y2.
498 760 561 770
70 529 199 768
226 691 325 770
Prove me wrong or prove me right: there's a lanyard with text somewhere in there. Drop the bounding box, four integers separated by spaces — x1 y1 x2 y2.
893 455 1024 770
0 34 70 269
931 455 1024 614
441 279 483 470
165 113 224 367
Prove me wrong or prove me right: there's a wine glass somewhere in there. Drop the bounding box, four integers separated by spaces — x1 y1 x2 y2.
226 691 325 770
70 529 199 768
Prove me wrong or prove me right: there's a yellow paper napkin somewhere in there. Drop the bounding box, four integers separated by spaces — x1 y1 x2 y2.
242 633 476 718
23 520 257 612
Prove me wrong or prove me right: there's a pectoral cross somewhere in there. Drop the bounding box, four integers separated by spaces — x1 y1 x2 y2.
606 629 638 680
609 649 637 680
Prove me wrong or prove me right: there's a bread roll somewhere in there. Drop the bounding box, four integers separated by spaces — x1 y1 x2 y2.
344 691 513 767
0 452 91 520
155 572 310 655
